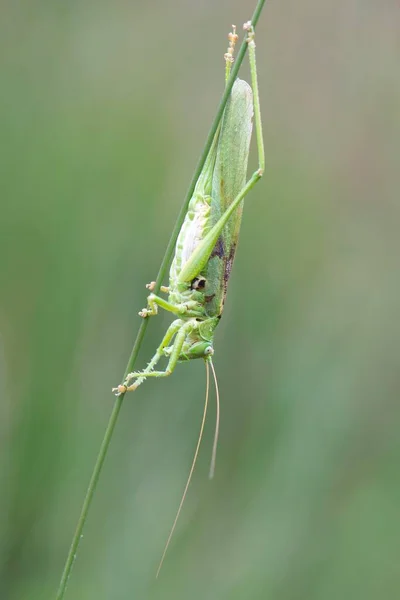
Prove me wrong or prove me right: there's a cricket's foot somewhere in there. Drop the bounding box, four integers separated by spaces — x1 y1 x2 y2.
139 307 157 318
112 382 138 395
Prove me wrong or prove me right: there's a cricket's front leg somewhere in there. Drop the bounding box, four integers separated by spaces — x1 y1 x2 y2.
114 320 195 393
112 319 184 394
139 293 204 318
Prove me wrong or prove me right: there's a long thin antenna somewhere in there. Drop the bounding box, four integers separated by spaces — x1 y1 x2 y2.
156 361 211 578
208 359 220 480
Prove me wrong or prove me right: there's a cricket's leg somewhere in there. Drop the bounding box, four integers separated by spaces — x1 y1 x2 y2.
116 320 196 392
211 22 265 225
210 22 265 229
113 319 184 394
244 21 265 177
139 293 204 319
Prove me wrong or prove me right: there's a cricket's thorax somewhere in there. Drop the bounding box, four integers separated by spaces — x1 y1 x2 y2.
164 315 220 361
169 191 212 295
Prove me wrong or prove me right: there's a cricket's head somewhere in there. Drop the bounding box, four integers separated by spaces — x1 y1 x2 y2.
174 317 219 361
183 341 214 361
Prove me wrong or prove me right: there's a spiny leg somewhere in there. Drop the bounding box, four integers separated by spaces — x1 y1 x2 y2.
243 21 265 177
212 21 266 241
207 17 266 237
212 22 264 213
115 320 196 393
113 319 183 394
127 320 196 381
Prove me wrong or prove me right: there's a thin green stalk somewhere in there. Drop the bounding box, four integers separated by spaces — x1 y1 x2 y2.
55 1 266 597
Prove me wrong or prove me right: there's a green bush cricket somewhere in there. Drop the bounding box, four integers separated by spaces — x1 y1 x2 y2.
113 22 265 575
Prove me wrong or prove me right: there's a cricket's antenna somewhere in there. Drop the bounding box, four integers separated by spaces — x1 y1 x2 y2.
156 361 211 578
208 360 220 480
224 25 238 83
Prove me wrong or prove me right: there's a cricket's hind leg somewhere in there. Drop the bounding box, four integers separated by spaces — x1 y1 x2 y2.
113 319 196 394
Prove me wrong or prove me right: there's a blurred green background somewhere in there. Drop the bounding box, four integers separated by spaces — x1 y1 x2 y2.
1 1 399 599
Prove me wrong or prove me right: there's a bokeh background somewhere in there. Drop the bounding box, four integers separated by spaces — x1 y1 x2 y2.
1 1 399 599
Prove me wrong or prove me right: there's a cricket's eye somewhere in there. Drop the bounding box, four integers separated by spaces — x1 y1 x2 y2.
204 346 214 356
191 277 206 290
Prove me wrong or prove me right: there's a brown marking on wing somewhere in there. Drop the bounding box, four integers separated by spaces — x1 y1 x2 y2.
210 235 224 259
221 243 237 309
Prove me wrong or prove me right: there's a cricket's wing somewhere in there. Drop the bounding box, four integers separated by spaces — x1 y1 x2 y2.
205 78 253 317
